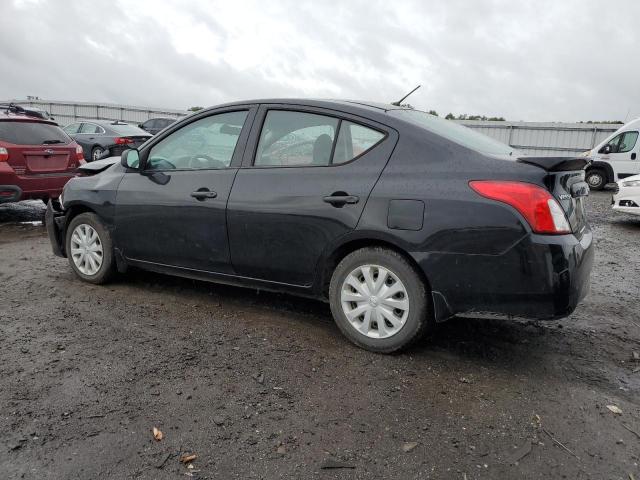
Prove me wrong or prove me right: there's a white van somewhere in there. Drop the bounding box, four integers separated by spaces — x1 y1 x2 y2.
583 118 640 190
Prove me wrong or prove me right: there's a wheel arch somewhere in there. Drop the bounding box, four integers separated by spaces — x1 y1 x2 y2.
317 234 432 302
587 161 614 184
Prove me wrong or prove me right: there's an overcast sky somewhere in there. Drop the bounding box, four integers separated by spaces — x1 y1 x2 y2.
1 0 638 122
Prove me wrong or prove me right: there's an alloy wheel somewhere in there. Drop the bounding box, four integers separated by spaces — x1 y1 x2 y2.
340 264 409 339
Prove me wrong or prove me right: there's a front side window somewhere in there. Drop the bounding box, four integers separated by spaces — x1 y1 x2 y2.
618 131 638 153
255 111 338 166
63 123 81 134
146 110 247 170
79 123 103 134
601 133 622 153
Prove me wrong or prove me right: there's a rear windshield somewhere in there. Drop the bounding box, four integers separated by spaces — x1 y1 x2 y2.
108 123 150 136
390 110 517 156
0 120 71 145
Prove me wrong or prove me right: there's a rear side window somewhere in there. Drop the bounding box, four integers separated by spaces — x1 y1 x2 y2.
333 121 385 164
0 121 71 145
255 111 338 166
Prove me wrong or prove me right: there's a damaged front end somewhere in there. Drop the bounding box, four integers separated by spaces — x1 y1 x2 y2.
45 198 68 257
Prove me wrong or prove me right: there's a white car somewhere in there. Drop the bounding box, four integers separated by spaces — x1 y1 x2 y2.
612 174 640 216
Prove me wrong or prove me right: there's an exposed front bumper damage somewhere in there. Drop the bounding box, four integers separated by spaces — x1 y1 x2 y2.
414 229 594 322
45 199 68 258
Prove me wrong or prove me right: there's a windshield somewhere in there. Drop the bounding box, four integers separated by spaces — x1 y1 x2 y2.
0 120 71 145
390 110 517 157
109 123 150 136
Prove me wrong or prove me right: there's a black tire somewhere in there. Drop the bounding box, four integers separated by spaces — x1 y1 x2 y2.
586 168 607 190
65 212 115 284
91 146 105 162
329 247 432 353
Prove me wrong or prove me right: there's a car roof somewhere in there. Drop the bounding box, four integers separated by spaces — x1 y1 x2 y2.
195 98 415 128
77 119 132 126
0 112 57 124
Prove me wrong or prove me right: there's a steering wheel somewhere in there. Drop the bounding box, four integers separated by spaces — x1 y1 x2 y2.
188 154 227 169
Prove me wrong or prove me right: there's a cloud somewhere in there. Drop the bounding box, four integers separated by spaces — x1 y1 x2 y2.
0 0 638 121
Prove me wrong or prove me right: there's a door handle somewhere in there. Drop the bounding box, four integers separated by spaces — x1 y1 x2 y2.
323 194 359 207
191 189 217 201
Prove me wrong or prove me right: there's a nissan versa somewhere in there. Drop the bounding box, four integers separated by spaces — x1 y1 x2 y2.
45 99 594 352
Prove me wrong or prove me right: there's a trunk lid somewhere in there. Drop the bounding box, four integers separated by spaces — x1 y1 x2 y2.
8 144 78 175
517 156 590 235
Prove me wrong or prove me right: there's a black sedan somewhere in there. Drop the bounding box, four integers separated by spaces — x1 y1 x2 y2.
63 120 151 161
46 99 594 352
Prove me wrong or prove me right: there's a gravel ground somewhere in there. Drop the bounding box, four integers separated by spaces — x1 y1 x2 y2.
0 192 639 479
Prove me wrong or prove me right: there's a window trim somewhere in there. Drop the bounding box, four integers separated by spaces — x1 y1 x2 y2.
246 106 389 169
141 108 253 173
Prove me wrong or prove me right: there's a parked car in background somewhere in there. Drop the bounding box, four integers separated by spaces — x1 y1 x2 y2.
138 117 177 135
63 120 152 161
583 118 640 190
46 99 593 353
612 174 640 216
0 105 84 204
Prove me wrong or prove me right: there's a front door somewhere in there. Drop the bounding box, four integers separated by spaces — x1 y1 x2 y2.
115 108 255 273
227 106 397 286
599 130 640 179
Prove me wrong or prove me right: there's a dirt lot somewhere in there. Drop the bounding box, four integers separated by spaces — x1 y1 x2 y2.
1 192 639 479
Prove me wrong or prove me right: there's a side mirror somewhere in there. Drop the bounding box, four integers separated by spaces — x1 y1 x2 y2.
121 149 141 169
603 144 612 154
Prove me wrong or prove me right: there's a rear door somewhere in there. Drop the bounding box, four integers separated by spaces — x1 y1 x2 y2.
227 105 397 286
115 107 256 273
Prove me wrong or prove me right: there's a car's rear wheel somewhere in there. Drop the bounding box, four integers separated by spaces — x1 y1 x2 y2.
329 247 432 353
586 168 607 190
91 146 104 162
65 213 115 284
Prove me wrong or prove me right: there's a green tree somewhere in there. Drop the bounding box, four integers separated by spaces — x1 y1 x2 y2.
188 106 204 112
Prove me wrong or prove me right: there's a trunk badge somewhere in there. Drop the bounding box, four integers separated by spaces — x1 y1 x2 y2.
44 149 55 155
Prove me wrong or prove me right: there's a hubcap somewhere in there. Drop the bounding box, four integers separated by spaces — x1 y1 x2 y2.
340 264 409 339
587 173 602 187
70 224 103 276
93 149 103 160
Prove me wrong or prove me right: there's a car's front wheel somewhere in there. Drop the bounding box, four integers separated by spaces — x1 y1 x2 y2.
329 247 432 353
65 213 115 284
586 168 607 190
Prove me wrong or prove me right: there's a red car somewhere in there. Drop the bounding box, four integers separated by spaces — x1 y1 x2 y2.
0 105 84 204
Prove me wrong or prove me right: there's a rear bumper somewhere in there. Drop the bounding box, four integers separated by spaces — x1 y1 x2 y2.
45 200 68 257
0 185 22 204
414 229 594 321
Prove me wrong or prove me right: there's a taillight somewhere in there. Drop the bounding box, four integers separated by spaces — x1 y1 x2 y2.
469 180 571 234
0 147 8 162
75 144 85 163
114 137 134 145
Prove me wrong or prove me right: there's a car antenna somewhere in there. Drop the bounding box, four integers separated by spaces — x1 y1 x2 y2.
391 85 421 106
